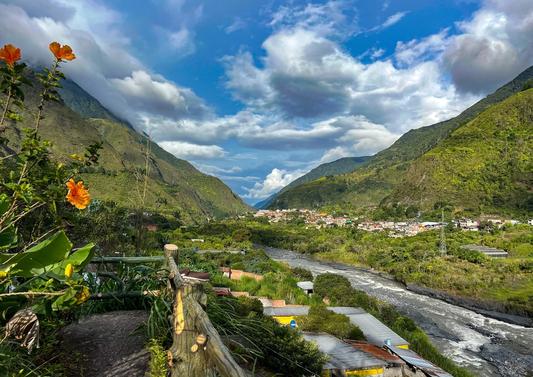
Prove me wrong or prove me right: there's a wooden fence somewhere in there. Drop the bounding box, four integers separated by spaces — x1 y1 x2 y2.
89 244 248 377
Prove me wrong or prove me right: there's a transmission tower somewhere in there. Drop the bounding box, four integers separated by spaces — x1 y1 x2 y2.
439 209 447 255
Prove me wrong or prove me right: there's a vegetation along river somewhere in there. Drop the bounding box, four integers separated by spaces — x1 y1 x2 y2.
264 246 533 377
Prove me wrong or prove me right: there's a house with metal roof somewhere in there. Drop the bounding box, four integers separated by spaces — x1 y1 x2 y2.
385 345 453 377
303 332 387 377
461 244 508 258
263 305 310 326
329 307 409 349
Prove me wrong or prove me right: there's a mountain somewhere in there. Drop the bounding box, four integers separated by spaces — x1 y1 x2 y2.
2 73 249 222
268 66 533 212
258 156 370 209
386 88 532 213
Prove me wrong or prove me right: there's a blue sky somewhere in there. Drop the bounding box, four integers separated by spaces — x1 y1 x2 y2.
1 0 532 204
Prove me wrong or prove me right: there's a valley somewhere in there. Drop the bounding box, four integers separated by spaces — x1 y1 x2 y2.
1 3 532 376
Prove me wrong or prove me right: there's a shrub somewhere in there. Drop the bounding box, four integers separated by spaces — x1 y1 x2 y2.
298 305 365 340
291 267 314 281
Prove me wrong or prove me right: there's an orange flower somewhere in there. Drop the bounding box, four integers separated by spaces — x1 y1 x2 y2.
0 44 21 67
66 179 90 209
49 42 76 61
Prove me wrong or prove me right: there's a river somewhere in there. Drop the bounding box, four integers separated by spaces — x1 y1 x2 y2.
263 246 533 377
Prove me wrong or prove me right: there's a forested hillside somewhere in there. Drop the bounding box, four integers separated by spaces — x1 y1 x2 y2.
268 66 533 213
1 74 249 222
386 89 532 213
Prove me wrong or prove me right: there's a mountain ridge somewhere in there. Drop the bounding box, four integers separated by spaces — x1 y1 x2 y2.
1 71 249 222
267 66 533 213
256 156 370 209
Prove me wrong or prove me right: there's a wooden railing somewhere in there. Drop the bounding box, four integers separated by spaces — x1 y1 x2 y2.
89 245 248 377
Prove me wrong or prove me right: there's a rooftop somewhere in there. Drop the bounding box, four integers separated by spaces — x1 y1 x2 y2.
263 306 310 317
296 281 314 290
303 332 386 371
329 307 409 347
386 345 453 377
345 340 405 365
462 244 508 257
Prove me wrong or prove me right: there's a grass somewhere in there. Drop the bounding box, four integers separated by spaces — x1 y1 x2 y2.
147 339 168 377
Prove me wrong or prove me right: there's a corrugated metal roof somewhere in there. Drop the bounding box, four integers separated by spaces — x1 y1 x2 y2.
303 332 386 371
328 307 366 315
386 345 453 377
329 307 408 347
345 341 405 365
263 306 310 316
296 281 314 290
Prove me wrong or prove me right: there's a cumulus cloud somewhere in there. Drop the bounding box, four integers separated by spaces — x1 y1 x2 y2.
442 1 533 93
244 168 306 199
224 28 474 133
395 29 450 65
158 141 226 160
111 71 210 120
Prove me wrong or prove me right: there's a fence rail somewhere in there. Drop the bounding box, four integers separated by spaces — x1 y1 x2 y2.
87 245 248 377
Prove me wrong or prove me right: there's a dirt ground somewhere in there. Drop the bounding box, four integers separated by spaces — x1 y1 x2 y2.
59 310 150 377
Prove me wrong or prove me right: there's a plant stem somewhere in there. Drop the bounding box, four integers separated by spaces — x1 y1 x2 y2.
0 290 66 298
34 59 59 132
0 82 13 130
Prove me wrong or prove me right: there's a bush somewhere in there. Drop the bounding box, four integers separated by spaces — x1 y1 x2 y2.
291 267 314 281
298 305 365 340
208 296 326 376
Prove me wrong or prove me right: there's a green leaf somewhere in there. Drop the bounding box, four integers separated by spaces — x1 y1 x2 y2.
46 243 95 277
0 231 72 277
0 225 17 251
66 243 95 269
51 287 77 311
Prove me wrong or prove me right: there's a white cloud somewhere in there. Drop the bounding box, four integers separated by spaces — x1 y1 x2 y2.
369 11 408 32
244 168 306 199
166 27 196 56
395 29 450 65
158 141 226 160
382 11 408 28
442 1 533 93
111 70 210 120
269 0 359 38
394 0 533 93
225 17 246 34
224 28 476 133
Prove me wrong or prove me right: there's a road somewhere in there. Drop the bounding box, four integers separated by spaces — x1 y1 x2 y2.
263 246 533 377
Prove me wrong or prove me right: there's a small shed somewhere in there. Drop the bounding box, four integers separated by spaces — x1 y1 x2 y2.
296 281 314 295
462 244 508 258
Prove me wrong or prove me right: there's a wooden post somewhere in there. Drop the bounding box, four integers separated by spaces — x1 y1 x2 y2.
164 244 247 377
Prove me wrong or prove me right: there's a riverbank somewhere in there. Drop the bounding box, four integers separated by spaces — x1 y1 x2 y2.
310 253 533 327
246 221 532 320
264 246 533 377
405 284 532 327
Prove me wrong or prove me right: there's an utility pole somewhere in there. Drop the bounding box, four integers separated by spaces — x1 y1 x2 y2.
439 209 447 255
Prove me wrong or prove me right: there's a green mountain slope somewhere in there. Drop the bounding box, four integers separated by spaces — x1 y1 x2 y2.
256 156 370 208
2 74 249 222
268 66 533 211
386 89 532 213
